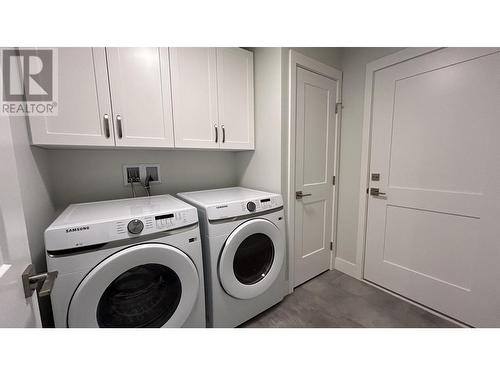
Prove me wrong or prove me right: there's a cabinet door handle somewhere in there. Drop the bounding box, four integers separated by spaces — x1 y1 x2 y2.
116 115 123 139
214 124 218 143
103 114 110 138
222 125 225 143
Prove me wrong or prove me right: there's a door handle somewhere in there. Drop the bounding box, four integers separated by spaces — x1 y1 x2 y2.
370 188 387 197
116 115 123 139
214 125 218 143
296 191 312 199
22 264 58 298
222 125 226 143
103 114 110 138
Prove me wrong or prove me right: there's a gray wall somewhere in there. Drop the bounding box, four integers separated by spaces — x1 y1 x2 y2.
48 149 238 208
335 48 404 266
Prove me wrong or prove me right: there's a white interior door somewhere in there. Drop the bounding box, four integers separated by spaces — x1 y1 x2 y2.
217 48 254 150
170 48 219 149
29 48 114 147
0 116 41 328
107 48 174 148
364 48 500 327
294 67 339 287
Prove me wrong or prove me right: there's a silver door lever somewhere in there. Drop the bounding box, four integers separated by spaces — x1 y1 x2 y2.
370 188 387 197
296 191 312 199
22 264 58 298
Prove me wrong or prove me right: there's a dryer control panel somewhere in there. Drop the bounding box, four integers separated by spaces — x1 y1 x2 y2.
206 194 283 220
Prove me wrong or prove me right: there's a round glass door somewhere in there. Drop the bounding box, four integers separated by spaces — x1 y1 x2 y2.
218 218 285 300
233 234 275 285
67 243 199 328
96 263 182 328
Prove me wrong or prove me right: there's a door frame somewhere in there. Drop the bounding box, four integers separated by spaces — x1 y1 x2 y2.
286 50 342 293
354 48 442 280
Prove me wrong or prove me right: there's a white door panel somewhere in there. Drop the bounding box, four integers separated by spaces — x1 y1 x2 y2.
29 48 114 147
106 48 174 148
170 48 219 149
364 48 500 326
217 48 254 150
0 114 41 327
294 67 339 287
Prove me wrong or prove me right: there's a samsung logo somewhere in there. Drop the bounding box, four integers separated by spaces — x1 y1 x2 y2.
66 226 90 233
215 205 228 209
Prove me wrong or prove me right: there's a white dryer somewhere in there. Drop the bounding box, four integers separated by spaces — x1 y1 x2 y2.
45 195 205 328
177 187 286 327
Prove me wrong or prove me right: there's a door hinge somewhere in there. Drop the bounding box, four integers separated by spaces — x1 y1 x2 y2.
332 176 336 185
335 102 342 114
330 241 333 251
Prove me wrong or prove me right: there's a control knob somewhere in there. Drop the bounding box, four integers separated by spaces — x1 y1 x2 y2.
246 201 256 212
127 219 144 234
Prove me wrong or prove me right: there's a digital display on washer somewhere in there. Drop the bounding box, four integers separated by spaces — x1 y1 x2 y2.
155 213 174 220
260 198 271 203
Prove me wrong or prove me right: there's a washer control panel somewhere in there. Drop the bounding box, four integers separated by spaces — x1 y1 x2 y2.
154 211 190 230
115 208 197 238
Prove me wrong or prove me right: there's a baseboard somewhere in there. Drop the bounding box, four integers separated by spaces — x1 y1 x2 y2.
333 257 359 279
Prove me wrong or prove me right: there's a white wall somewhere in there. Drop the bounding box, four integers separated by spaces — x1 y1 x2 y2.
335 47 404 274
48 149 238 208
290 47 343 70
9 115 57 327
236 48 283 193
9 117 56 273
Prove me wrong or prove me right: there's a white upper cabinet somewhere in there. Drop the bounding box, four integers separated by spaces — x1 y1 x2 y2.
170 47 255 150
106 48 174 148
217 48 254 150
29 48 115 147
169 48 220 149
28 47 254 150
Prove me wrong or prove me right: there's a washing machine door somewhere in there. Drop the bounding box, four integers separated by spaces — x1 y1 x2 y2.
67 243 199 328
218 218 284 299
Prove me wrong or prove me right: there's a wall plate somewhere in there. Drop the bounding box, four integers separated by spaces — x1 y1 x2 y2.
123 164 161 186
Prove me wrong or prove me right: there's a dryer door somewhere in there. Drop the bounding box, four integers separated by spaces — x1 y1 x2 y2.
67 243 199 328
218 218 285 299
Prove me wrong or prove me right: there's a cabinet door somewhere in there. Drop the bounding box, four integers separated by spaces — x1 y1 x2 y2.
29 48 114 147
170 48 219 149
106 48 174 148
217 48 254 150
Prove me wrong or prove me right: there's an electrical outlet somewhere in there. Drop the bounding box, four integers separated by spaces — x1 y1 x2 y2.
123 164 161 186
145 166 159 182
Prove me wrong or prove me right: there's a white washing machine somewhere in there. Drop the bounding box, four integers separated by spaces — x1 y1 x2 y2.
177 187 287 327
45 195 205 328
